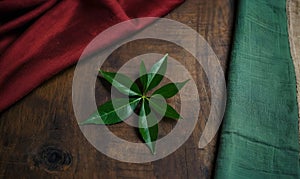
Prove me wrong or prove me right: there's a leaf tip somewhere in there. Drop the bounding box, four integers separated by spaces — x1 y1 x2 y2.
163 53 168 61
99 69 104 75
183 79 190 85
148 143 156 155
176 79 190 91
78 121 86 125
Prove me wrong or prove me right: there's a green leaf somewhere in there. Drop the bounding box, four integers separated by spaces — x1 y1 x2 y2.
99 70 141 96
152 80 189 99
164 104 182 120
149 96 182 120
139 60 148 92
79 98 141 125
139 99 158 154
145 54 168 93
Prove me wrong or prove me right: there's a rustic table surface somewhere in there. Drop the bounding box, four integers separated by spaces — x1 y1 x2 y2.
0 0 235 178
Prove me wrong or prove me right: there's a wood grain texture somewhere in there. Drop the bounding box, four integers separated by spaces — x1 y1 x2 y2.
0 0 235 178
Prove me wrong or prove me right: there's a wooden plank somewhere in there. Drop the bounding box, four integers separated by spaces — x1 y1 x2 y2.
0 0 235 178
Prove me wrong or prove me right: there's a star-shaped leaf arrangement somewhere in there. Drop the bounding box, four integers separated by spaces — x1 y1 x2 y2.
79 54 189 154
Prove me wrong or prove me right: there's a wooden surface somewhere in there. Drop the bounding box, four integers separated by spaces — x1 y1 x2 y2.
0 0 235 178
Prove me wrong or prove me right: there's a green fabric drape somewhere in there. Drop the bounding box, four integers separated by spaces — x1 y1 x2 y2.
215 0 299 178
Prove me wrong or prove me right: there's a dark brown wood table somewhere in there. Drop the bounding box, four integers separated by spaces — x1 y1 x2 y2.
0 0 235 178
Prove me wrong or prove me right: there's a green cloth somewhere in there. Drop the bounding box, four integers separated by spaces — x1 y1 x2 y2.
215 0 300 178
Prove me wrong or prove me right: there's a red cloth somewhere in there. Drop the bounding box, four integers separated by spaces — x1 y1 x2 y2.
0 0 183 112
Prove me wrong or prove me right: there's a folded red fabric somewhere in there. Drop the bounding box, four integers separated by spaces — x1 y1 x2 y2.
0 0 183 112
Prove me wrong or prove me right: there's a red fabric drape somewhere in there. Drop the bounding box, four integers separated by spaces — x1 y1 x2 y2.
0 0 183 112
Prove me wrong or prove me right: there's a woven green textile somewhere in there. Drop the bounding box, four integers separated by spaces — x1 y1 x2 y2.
215 0 299 178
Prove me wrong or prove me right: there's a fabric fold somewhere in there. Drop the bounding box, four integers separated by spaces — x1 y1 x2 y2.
0 0 183 112
215 0 300 178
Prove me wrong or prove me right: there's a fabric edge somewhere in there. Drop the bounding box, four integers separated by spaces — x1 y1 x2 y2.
286 0 300 151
